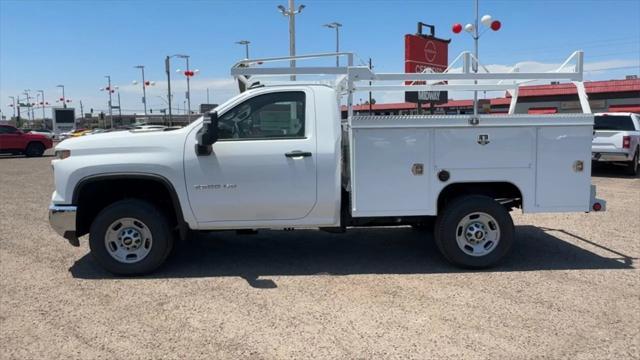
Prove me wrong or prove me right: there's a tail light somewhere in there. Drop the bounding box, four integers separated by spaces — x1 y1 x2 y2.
593 202 602 212
622 136 631 149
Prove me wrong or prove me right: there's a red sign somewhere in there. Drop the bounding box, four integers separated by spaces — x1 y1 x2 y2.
404 34 450 103
404 34 449 73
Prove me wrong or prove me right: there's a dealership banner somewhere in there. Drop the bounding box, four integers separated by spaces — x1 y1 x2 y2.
404 34 449 104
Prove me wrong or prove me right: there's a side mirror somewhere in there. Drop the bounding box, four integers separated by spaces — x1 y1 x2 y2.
196 111 219 156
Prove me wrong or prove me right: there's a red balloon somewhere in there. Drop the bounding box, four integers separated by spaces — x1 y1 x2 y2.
452 23 463 34
490 20 501 31
60 97 64 101
145 81 150 85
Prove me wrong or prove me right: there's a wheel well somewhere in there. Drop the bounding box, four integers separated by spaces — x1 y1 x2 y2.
26 141 44 148
437 182 523 211
74 175 185 238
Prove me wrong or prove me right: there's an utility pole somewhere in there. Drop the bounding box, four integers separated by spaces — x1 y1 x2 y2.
165 56 173 125
37 90 45 121
117 90 122 121
473 0 479 116
23 90 32 124
56 85 66 108
134 65 148 119
105 75 114 128
278 0 305 80
8 96 16 119
368 58 373 115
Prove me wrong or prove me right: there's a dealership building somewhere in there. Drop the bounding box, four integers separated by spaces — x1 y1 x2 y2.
343 77 640 117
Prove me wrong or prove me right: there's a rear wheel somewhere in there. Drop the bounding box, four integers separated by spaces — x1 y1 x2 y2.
25 142 44 157
434 195 514 269
89 199 174 275
626 149 639 176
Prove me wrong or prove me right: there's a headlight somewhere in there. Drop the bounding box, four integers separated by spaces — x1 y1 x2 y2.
55 150 71 160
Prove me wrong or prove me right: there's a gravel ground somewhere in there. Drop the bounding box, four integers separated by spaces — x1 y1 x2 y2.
1 152 638 359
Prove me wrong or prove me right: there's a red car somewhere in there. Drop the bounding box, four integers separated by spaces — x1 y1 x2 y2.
0 125 53 157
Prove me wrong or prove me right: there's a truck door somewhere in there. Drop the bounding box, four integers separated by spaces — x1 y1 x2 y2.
184 90 318 223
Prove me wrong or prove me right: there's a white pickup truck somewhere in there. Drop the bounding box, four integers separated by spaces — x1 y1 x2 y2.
592 112 640 175
49 51 606 275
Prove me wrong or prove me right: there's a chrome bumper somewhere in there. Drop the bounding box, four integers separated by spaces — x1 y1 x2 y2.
48 204 79 246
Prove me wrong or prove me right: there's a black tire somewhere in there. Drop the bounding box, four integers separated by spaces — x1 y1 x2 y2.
434 195 514 269
25 142 45 157
626 149 639 176
89 199 174 275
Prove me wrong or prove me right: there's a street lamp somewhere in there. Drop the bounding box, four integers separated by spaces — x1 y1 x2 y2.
278 0 305 80
133 65 149 120
56 85 66 109
174 54 196 122
8 96 16 119
23 90 33 123
164 54 190 124
235 40 251 59
323 22 342 67
452 0 501 115
37 90 46 121
100 76 114 128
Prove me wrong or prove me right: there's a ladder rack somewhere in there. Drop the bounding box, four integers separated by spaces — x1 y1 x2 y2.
230 51 591 117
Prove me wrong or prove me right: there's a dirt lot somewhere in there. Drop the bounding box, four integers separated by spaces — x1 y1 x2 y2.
1 152 638 359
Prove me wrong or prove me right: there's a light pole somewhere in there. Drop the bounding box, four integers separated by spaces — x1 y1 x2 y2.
323 22 342 67
174 54 195 122
452 0 501 115
8 96 16 119
101 76 114 128
23 90 33 123
235 40 251 59
134 65 148 119
165 55 187 125
114 86 123 121
278 0 305 80
37 90 46 121
56 85 66 108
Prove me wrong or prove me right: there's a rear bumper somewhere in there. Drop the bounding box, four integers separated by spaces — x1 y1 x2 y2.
592 151 631 162
48 204 79 246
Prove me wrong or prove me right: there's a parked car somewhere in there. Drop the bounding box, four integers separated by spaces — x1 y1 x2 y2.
29 128 55 140
592 112 640 175
0 125 53 157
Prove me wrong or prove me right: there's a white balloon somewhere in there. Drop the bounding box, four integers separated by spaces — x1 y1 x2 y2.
481 14 492 26
464 23 475 33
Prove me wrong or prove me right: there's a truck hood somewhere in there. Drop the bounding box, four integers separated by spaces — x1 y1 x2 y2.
55 128 189 155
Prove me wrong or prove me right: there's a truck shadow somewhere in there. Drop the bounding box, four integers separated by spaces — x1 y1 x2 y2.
592 163 639 178
69 225 636 286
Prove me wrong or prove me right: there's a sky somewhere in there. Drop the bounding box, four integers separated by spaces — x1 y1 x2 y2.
1 0 639 119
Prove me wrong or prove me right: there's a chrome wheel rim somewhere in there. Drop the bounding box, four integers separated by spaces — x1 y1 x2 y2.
104 217 153 264
455 212 500 257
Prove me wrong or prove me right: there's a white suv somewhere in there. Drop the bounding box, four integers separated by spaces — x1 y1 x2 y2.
592 112 640 175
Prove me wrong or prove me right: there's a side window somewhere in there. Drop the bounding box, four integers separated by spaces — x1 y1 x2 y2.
218 91 305 140
0 126 17 134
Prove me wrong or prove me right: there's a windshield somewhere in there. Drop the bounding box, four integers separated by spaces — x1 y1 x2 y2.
594 115 635 131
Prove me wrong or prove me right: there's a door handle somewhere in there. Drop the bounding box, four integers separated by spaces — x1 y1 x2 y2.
285 150 312 158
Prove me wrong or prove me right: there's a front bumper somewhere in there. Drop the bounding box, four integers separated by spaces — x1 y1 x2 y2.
48 204 79 246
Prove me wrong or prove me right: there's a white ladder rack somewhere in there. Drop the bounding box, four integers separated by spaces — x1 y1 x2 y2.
230 51 591 117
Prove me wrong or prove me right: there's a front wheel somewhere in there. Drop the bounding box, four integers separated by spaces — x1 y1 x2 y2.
434 195 514 269
89 199 174 275
25 142 44 157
